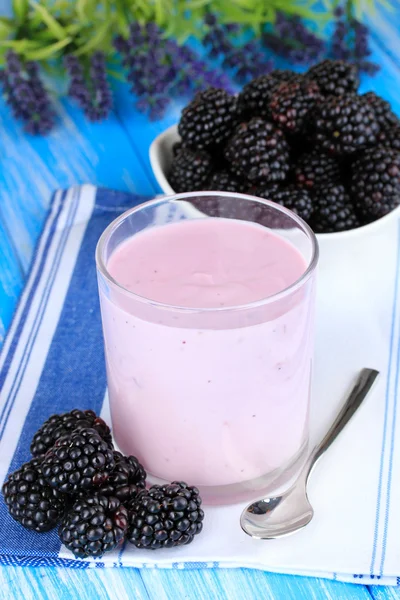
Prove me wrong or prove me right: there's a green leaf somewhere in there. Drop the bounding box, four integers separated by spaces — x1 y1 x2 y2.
154 0 174 26
271 1 318 19
28 1 67 40
12 0 29 24
74 20 112 56
0 17 15 40
65 23 82 36
106 68 126 81
261 5 275 24
219 6 266 24
320 0 335 9
24 36 72 59
0 39 43 49
76 0 89 21
126 0 154 20
184 0 209 7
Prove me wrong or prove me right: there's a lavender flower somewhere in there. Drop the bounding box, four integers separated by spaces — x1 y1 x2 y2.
224 40 273 82
0 50 55 135
331 7 379 74
332 19 350 60
263 12 324 64
115 23 231 120
204 16 272 83
65 52 113 121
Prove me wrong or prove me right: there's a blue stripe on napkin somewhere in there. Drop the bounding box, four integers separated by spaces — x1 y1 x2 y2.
0 187 149 560
0 194 65 392
370 220 400 576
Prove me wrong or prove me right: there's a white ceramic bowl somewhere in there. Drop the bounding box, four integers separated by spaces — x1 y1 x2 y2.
149 125 181 195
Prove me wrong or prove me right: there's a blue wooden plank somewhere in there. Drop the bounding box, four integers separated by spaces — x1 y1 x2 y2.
357 37 400 116
0 566 151 600
0 0 11 17
369 586 400 600
0 219 24 345
139 569 373 600
366 7 400 71
0 94 154 273
112 82 185 193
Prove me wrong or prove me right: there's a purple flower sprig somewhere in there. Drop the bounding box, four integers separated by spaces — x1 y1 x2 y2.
331 7 379 74
351 19 379 75
263 12 324 65
0 50 56 135
64 52 113 121
203 16 273 83
114 22 231 120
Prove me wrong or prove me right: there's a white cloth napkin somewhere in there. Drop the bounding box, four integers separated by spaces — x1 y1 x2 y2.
0 185 399 585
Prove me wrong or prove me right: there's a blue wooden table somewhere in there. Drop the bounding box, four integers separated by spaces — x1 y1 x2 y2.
1 3 400 599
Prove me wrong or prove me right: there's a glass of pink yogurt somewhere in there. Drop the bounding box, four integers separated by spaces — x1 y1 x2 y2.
96 192 318 505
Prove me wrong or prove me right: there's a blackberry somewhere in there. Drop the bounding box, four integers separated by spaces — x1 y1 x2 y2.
30 409 112 457
237 71 301 118
362 92 400 135
172 141 184 156
255 185 313 222
224 118 290 183
294 151 342 192
42 428 115 495
307 60 359 96
271 69 301 83
127 482 204 550
189 196 220 218
207 170 245 193
350 147 400 220
178 88 237 150
168 147 213 193
378 126 400 152
313 95 379 156
97 451 146 503
2 458 68 532
269 79 321 134
59 494 128 558
312 184 360 233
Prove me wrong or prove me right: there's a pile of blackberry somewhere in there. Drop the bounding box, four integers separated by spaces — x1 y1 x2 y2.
169 60 400 233
2 409 204 559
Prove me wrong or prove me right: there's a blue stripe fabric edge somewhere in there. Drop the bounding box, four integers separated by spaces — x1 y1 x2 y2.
0 552 399 586
0 190 80 441
378 220 400 575
370 219 400 576
0 190 66 390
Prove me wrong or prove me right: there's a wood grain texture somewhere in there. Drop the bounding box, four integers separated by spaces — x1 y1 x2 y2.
0 566 151 600
369 586 400 600
139 569 373 600
0 567 377 600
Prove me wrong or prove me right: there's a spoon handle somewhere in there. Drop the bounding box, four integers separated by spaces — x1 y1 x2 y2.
307 368 379 478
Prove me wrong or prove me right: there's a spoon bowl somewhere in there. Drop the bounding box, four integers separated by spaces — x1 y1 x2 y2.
241 368 379 540
241 474 314 539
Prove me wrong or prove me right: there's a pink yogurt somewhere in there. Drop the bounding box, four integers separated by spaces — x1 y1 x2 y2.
99 217 315 503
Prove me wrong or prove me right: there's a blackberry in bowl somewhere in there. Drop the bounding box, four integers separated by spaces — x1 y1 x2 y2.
150 61 400 238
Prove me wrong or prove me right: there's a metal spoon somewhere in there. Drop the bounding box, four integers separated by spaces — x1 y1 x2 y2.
240 368 379 540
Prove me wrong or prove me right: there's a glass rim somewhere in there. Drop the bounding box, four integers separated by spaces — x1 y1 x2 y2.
95 191 319 313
